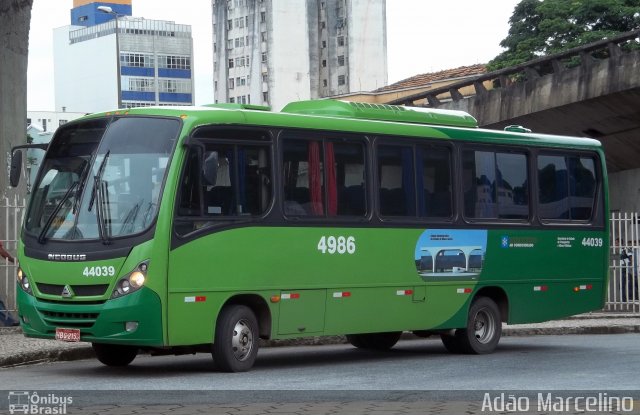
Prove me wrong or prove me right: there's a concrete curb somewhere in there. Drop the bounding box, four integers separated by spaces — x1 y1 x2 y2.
0 346 95 368
502 324 640 336
0 327 21 335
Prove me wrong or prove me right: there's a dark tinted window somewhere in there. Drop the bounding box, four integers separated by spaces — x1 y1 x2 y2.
417 146 452 218
282 137 366 217
496 153 529 219
175 131 272 235
377 145 415 216
538 155 597 221
334 142 366 216
200 144 271 216
463 149 529 220
283 140 325 216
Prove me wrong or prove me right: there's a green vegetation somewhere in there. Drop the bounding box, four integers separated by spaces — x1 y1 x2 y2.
488 0 640 71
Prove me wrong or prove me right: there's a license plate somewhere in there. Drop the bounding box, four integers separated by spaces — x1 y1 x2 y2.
55 328 81 342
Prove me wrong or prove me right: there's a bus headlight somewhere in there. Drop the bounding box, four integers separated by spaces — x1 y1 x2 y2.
17 267 32 295
111 261 148 299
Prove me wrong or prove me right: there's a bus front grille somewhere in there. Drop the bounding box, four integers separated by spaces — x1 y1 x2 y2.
39 310 99 328
37 283 109 297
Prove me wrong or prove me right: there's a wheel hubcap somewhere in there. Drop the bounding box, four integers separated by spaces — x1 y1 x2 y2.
231 319 253 361
473 309 495 344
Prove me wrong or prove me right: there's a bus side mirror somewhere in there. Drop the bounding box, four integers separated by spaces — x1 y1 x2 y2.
10 150 22 187
202 151 218 186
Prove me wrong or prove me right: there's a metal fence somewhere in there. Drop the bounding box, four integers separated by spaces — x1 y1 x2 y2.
0 205 638 315
1 196 25 317
609 212 640 313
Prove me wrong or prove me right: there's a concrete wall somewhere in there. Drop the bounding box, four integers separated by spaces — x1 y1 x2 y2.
269 0 311 109
440 51 640 129
347 0 387 93
609 168 640 213
212 2 229 104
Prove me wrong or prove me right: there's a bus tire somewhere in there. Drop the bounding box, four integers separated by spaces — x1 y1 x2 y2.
212 305 259 372
442 297 501 354
92 343 138 367
346 332 402 350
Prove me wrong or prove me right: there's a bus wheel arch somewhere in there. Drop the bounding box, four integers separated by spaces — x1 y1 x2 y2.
474 286 509 323
221 294 272 340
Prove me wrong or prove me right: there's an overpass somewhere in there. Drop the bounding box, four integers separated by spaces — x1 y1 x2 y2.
387 29 640 211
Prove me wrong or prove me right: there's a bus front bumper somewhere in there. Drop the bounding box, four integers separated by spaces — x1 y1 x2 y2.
16 287 164 347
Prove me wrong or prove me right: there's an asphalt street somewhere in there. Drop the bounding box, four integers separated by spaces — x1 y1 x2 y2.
1 312 637 414
2 334 639 392
2 334 640 414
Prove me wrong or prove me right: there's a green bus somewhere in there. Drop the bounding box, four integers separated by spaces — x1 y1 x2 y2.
11 100 609 372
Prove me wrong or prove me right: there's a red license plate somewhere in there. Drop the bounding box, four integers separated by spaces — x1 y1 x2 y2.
55 328 81 342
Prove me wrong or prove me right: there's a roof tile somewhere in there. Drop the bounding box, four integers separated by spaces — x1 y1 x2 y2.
376 64 487 93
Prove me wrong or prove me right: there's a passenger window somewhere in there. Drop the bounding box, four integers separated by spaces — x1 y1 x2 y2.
335 142 366 216
538 155 596 221
175 133 272 235
282 137 366 217
463 149 529 220
417 146 452 218
282 140 325 216
463 150 496 219
569 157 596 220
377 145 415 216
496 153 528 219
199 145 271 216
177 148 202 217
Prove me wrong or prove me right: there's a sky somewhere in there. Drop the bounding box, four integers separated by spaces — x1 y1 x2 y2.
27 0 521 111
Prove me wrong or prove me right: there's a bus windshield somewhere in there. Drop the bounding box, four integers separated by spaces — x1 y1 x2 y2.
25 116 180 242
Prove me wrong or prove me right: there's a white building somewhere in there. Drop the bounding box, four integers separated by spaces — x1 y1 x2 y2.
27 110 86 133
54 0 194 113
212 0 388 110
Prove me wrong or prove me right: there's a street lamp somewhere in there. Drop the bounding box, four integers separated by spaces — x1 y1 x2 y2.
97 6 122 108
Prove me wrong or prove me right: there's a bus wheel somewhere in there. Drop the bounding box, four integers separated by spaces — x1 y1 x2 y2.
441 297 501 354
212 305 259 372
92 343 138 366
346 332 402 350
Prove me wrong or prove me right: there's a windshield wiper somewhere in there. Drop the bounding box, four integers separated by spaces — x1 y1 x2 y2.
37 182 78 244
88 150 110 212
95 177 112 245
72 160 90 215
118 201 140 235
86 151 112 244
141 202 156 228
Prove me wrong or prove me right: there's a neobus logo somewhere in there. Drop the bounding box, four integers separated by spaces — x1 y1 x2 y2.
47 254 87 261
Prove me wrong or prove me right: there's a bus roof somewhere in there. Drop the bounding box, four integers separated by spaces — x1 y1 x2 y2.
87 100 602 149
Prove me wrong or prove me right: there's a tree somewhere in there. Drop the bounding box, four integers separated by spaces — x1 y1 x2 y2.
488 0 640 71
0 0 33 197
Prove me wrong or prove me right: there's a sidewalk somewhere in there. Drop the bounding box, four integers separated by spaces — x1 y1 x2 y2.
1 312 639 368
